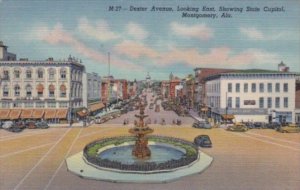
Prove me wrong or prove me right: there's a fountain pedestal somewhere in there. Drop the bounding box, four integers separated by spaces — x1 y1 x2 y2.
129 101 153 159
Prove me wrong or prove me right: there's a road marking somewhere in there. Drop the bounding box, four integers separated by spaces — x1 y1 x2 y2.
247 131 300 146
0 142 54 159
13 128 71 190
232 132 300 152
44 128 83 190
78 127 118 139
0 129 65 142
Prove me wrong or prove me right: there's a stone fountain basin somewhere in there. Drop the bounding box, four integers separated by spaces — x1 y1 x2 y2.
66 140 213 183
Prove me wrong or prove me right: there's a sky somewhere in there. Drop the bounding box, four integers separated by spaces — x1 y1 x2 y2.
0 0 299 80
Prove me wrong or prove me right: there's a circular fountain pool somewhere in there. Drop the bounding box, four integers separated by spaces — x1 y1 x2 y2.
99 144 185 164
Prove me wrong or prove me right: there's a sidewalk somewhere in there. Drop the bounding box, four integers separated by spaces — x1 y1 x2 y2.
189 109 205 122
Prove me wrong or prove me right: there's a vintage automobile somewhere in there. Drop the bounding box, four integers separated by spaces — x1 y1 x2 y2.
7 126 23 133
227 123 248 132
194 135 212 148
36 121 49 129
192 121 212 129
277 124 300 133
26 120 37 129
266 122 281 129
2 121 14 129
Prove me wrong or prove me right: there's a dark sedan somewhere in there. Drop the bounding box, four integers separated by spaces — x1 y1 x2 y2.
194 135 212 148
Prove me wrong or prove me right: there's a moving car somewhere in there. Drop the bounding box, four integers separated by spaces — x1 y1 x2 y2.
227 123 248 132
277 124 300 133
194 135 212 148
192 121 212 129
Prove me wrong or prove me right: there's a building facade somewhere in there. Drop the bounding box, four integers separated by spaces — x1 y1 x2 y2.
205 72 297 123
0 56 85 123
0 41 16 61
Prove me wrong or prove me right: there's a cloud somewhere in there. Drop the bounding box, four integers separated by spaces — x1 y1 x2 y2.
114 40 159 59
240 27 289 41
33 23 142 71
78 17 120 41
158 47 279 68
126 22 149 40
170 22 213 40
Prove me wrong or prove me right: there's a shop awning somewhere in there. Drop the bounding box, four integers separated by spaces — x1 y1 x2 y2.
0 109 10 120
32 109 45 119
44 109 57 119
222 114 235 120
89 102 105 112
56 109 68 119
9 109 21 120
77 109 88 117
20 109 33 119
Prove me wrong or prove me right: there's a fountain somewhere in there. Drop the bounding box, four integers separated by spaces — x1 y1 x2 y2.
66 97 213 183
128 101 153 159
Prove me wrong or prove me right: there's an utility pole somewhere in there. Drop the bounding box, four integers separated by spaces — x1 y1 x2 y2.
108 52 110 76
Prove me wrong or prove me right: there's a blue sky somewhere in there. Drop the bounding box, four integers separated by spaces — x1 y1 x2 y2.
0 0 299 80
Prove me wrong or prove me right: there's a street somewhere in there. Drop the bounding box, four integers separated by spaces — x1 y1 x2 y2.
1 97 300 190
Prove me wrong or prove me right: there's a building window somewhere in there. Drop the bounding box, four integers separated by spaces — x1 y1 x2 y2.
3 85 9 97
3 70 9 80
49 68 55 80
1 102 10 108
275 97 280 108
284 97 288 108
47 102 56 108
227 97 232 108
14 70 20 79
14 85 20 97
13 102 21 108
59 102 68 108
228 83 232 93
60 84 67 97
244 83 248 93
26 70 32 79
236 97 240 108
236 83 240 93
259 97 264 108
267 97 272 108
24 102 33 108
26 85 32 97
267 83 272 93
36 84 44 97
283 83 288 92
251 83 256 92
49 84 55 97
60 69 66 79
275 83 280 92
37 69 44 79
259 83 264 93
36 102 45 108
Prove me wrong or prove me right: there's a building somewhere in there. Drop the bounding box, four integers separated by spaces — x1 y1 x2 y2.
82 72 104 117
0 54 85 123
194 68 237 112
0 41 16 61
128 80 137 98
205 71 298 123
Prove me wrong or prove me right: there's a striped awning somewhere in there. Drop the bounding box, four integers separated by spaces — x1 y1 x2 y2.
0 109 10 120
20 109 33 119
32 109 45 119
44 109 57 119
9 109 21 120
89 102 105 112
55 109 68 119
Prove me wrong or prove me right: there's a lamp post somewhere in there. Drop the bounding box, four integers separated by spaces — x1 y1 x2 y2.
225 92 228 127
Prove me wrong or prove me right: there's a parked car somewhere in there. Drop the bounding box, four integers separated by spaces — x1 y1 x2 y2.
266 122 281 129
36 121 49 129
7 126 23 133
2 121 14 129
15 121 26 129
277 124 300 133
26 120 37 129
253 122 267 129
227 123 248 132
193 121 212 129
194 135 212 148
